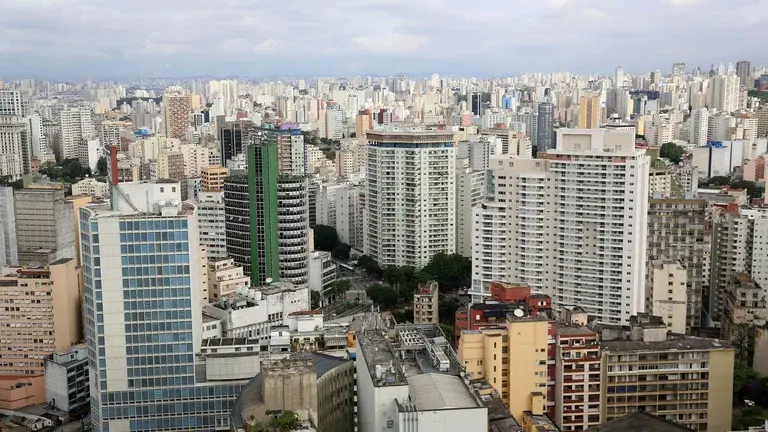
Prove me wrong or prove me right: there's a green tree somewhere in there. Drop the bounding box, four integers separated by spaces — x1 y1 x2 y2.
367 284 399 309
391 309 414 323
96 157 108 176
331 243 351 260
438 296 461 325
246 410 302 432
660 142 686 164
734 360 760 392
357 255 382 278
439 324 455 346
329 279 351 303
313 225 340 252
422 253 471 291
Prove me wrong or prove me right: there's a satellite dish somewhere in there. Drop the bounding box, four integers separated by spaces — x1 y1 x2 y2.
513 309 525 318
265 277 273 284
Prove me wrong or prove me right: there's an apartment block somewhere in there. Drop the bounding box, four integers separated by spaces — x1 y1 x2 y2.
455 157 486 258
413 281 439 324
647 260 688 334
472 128 650 324
196 190 226 260
206 258 250 302
14 187 76 265
649 168 672 196
647 198 710 328
600 314 733 432
201 165 228 191
0 258 80 408
555 318 601 431
721 273 767 366
44 344 89 415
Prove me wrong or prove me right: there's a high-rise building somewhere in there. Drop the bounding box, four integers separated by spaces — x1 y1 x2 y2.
0 187 18 267
335 183 363 250
201 166 228 191
0 89 30 116
455 158 486 258
0 120 28 179
196 190 226 261
162 86 191 140
81 181 250 431
100 120 131 149
647 198 710 328
471 128 650 324
689 108 710 146
710 74 740 113
736 60 752 88
600 314 733 432
709 207 755 323
0 258 80 378
224 128 309 289
14 187 77 265
216 118 252 165
647 260 688 334
59 106 94 160
537 100 555 151
364 131 456 268
578 94 600 129
672 62 686 76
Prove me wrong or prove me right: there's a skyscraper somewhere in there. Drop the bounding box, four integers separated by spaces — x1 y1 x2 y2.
59 106 94 160
736 60 752 88
216 117 252 165
81 181 249 431
689 108 710 146
224 127 309 288
0 187 18 266
537 99 555 151
162 86 191 140
364 130 456 268
471 128 650 324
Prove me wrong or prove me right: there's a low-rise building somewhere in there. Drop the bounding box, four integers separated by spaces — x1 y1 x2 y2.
71 178 109 198
44 344 89 415
308 251 336 299
413 281 439 324
207 258 250 301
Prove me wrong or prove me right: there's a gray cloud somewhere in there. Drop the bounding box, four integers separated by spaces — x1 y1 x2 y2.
0 0 766 78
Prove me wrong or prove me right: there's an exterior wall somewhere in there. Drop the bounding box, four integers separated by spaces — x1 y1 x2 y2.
197 191 226 261
14 187 65 256
647 261 688 334
317 360 356 432
0 376 46 409
201 166 228 191
707 349 735 432
355 342 410 432
308 251 336 296
0 187 18 266
397 407 487 431
263 371 318 422
455 160 486 258
554 329 600 431
507 320 549 422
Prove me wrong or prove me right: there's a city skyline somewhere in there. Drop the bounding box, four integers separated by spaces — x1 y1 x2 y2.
2 0 767 79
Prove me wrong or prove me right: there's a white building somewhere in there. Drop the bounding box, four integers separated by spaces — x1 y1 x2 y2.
316 182 348 227
45 344 89 414
72 178 109 198
471 128 650 324
59 106 94 160
201 283 309 345
647 260 688 334
0 120 27 179
689 108 710 147
196 190 226 260
711 74 740 113
78 138 102 172
0 187 18 267
455 158 486 258
335 183 363 250
364 131 456 268
308 251 336 298
324 107 344 140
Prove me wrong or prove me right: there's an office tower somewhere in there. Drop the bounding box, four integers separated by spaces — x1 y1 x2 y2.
711 74 740 113
0 120 28 179
458 313 552 420
647 198 710 328
335 183 363 250
224 128 309 289
536 100 555 151
0 258 80 408
364 131 456 268
0 89 30 116
413 281 439 324
615 66 625 88
455 158 486 258
471 129 650 324
736 60 752 88
201 166 228 191
600 315 733 432
470 91 482 115
197 190 226 261
14 187 76 265
273 128 306 175
0 187 18 267
162 86 191 140
689 108 710 146
216 118 252 165
81 181 249 431
647 260 687 334
578 94 600 129
60 106 94 160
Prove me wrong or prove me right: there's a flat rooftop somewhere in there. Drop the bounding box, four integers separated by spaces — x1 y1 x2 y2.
406 374 479 410
601 333 730 353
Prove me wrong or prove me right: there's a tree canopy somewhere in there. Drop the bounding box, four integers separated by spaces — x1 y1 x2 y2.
660 142 686 164
246 411 302 432
313 225 340 252
40 158 92 184
702 177 765 200
331 243 351 260
422 253 472 291
96 157 108 176
367 284 399 309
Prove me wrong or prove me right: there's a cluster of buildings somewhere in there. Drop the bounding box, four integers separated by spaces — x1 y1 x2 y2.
0 60 768 431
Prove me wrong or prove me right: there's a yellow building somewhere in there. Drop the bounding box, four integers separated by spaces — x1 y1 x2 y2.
647 260 687 334
458 317 550 422
0 258 81 377
578 94 600 129
600 314 734 432
201 166 228 191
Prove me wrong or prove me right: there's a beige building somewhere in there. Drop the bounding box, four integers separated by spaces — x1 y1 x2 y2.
162 86 191 140
207 258 250 301
600 314 734 432
201 166 228 191
647 260 688 334
413 281 439 324
578 94 600 129
648 168 672 196
0 258 80 377
458 317 550 422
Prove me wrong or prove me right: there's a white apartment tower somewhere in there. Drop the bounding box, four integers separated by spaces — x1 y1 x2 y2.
196 190 227 260
471 128 650 324
365 131 456 268
689 108 710 147
455 158 486 258
711 74 740 113
60 106 94 160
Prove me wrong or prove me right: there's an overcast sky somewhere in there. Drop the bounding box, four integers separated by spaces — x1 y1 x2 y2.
1 0 767 79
